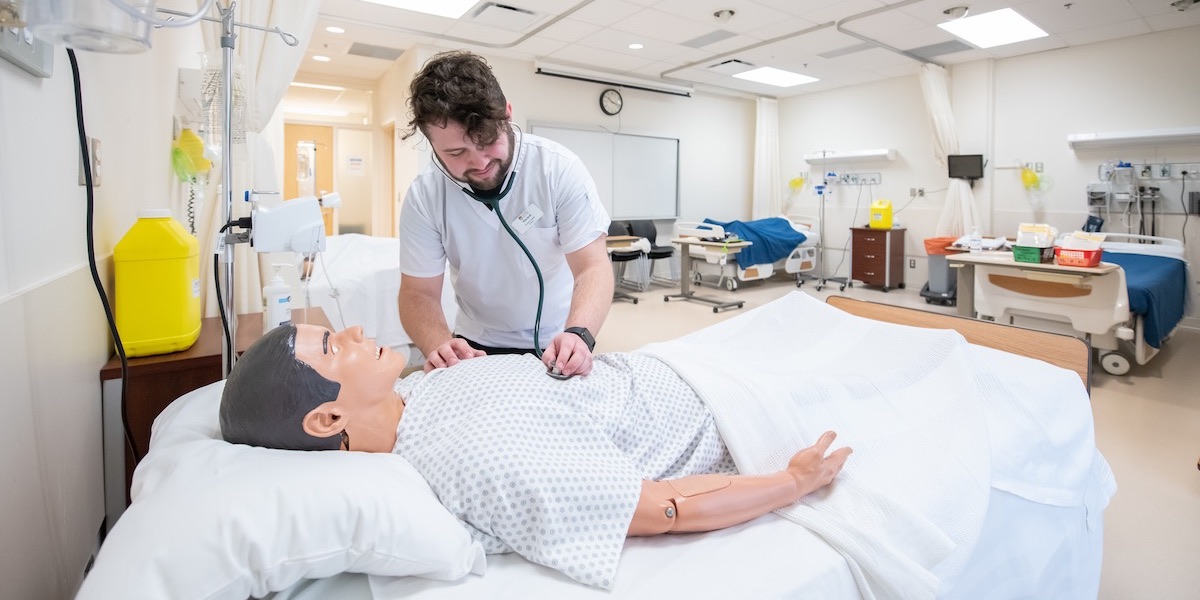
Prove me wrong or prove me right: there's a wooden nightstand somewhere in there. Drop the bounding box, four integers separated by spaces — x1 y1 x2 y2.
851 227 906 292
99 308 330 530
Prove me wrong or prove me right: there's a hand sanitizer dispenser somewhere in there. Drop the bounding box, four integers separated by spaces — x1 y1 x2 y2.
263 264 292 334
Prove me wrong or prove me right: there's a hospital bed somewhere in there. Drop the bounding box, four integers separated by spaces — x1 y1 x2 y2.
77 293 1113 600
966 233 1189 376
266 233 456 365
675 215 818 290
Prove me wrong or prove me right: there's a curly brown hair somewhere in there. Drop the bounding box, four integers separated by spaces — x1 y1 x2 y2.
402 50 508 145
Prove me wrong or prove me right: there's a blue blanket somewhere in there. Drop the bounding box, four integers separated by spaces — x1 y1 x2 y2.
701 217 807 268
1102 251 1188 348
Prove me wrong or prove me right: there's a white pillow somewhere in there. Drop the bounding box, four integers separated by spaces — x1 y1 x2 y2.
77 381 485 600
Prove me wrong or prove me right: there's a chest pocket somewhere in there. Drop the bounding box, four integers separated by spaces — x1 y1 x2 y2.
515 226 561 279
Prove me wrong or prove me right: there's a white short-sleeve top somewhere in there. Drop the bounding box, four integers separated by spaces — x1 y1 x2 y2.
398 131 609 349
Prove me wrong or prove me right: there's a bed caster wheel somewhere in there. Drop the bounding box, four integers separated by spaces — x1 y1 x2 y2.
839 285 846 292
898 283 905 289
1100 352 1131 376
882 287 890 293
692 272 703 286
725 279 737 291
632 298 639 304
712 307 720 313
815 285 823 291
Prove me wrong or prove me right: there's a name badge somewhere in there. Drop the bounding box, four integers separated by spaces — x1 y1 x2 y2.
512 204 544 235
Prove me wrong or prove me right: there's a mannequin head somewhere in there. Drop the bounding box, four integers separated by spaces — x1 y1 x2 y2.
220 324 408 452
219 325 342 451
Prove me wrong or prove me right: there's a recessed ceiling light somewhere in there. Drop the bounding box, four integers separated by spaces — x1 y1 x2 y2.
325 26 346 34
358 0 477 19
312 55 331 62
628 43 644 50
937 8 1048 49
732 66 818 88
290 82 345 91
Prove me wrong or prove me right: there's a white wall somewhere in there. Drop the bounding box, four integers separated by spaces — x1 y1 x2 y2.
779 25 1200 327
376 48 757 235
0 26 203 599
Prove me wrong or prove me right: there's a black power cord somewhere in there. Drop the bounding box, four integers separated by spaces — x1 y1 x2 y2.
67 49 141 463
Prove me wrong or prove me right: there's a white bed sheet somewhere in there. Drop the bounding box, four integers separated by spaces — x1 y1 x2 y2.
299 234 455 350
270 466 1106 600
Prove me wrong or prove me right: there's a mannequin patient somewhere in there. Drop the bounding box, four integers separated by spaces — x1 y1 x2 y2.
220 324 851 588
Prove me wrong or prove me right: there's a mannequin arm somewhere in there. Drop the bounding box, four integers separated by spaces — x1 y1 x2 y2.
627 431 851 536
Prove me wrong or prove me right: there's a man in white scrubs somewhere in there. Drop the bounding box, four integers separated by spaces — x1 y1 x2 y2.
398 51 613 377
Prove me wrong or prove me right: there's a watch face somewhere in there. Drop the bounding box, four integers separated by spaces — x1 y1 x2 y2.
600 88 623 115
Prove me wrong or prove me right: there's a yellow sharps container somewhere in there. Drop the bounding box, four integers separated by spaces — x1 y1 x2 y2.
114 209 202 357
869 199 893 229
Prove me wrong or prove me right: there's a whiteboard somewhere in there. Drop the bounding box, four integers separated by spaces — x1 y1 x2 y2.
531 124 679 219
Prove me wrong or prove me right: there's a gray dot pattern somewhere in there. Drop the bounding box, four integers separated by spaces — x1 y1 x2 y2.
392 352 735 589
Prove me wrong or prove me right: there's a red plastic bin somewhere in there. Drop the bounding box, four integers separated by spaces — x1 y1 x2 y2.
1054 247 1102 267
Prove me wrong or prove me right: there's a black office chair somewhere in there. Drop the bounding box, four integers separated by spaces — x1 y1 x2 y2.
628 220 675 287
607 221 642 303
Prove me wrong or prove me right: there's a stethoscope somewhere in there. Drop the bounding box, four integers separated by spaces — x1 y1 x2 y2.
432 124 551 362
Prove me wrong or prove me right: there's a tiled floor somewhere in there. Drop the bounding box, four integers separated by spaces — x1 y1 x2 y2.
597 274 1200 600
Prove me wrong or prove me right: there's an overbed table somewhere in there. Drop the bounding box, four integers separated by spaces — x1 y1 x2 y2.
947 252 1119 318
665 237 752 312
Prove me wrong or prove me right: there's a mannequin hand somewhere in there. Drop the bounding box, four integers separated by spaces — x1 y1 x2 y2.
786 431 852 499
423 338 486 372
542 332 594 377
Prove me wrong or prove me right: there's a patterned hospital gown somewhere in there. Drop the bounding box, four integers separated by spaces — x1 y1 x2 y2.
392 352 737 589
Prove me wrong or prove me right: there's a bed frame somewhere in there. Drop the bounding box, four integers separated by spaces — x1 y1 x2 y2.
826 295 1091 391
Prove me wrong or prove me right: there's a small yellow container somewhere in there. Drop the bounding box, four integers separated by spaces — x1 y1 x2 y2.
869 199 893 229
114 210 201 357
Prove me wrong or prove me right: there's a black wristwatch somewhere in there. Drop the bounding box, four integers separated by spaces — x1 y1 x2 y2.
564 326 595 352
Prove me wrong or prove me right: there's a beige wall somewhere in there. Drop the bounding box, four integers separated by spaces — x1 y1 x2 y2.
0 25 204 598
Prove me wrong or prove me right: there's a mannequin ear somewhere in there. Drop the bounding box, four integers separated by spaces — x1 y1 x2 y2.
302 401 345 438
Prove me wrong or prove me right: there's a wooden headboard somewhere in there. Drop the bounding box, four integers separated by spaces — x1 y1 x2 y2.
825 296 1091 392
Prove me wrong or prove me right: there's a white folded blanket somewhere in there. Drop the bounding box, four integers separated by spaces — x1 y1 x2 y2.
640 292 1110 600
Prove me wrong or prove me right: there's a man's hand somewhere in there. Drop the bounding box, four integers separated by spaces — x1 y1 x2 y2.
542 331 595 377
423 338 486 372
785 431 852 499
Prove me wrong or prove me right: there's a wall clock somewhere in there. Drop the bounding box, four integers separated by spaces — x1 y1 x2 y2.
599 88 623 115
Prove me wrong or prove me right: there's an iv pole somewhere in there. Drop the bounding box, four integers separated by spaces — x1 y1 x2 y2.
159 2 298 376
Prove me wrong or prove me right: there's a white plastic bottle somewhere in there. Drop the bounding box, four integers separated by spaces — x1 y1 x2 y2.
967 225 983 254
263 264 292 334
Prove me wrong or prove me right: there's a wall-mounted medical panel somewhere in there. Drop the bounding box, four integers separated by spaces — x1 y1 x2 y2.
0 26 53 78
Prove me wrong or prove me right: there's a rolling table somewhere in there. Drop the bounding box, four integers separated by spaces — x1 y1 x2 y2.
947 252 1119 318
665 237 752 312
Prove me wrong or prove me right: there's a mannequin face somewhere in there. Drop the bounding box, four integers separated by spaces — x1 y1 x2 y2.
293 325 407 404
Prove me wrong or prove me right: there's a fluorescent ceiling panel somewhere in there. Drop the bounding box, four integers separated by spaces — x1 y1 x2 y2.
359 0 477 19
937 8 1048 49
733 66 818 88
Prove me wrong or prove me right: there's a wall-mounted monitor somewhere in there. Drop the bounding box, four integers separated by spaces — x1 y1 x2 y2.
948 154 985 180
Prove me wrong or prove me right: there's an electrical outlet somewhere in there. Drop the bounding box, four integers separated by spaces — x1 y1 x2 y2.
917 187 924 197
78 137 102 187
909 259 916 268
1158 164 1172 178
1035 162 1043 173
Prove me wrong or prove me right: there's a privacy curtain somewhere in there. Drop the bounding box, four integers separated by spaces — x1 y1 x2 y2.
751 97 783 220
918 63 978 238
196 0 320 317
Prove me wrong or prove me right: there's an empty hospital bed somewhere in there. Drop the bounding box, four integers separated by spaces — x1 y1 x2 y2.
265 233 456 365
674 215 818 290
970 233 1190 375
